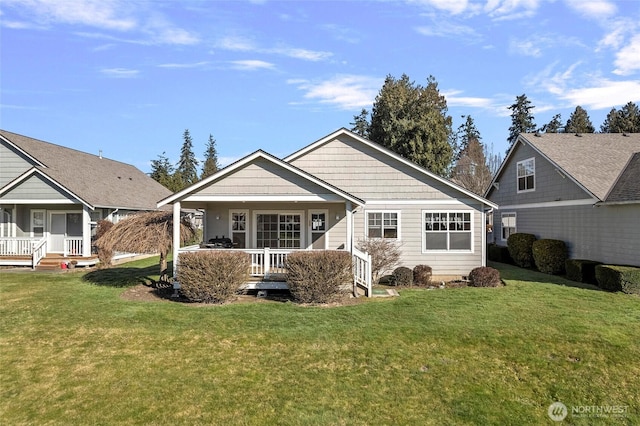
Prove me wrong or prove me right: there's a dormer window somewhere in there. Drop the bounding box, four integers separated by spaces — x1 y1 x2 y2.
517 158 535 192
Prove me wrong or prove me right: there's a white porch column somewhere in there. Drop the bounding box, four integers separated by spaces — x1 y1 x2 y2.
345 201 353 252
82 205 92 257
172 201 181 279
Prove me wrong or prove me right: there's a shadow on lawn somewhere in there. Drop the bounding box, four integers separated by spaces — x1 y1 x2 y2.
82 261 172 288
489 261 602 291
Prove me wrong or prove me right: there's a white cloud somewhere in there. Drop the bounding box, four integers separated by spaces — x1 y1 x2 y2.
613 34 640 76
100 67 140 78
509 34 585 58
415 21 479 39
157 61 209 69
408 0 477 15
289 75 382 110
444 90 496 109
485 0 542 20
230 60 275 71
559 79 640 109
216 35 256 51
563 0 617 19
272 47 332 62
216 35 332 62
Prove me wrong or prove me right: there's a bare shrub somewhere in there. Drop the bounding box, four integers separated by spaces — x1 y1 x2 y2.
95 220 114 267
178 251 250 303
356 238 401 284
413 265 433 286
286 251 352 304
469 266 501 287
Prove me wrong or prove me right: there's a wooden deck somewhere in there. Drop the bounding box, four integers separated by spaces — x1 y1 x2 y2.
0 254 99 270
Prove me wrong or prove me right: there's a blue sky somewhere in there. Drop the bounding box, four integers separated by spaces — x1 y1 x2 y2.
2 0 639 173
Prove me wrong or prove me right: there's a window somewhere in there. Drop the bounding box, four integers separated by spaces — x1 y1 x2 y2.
230 210 248 249
366 211 399 239
517 158 535 192
501 213 516 242
423 211 472 251
31 210 45 238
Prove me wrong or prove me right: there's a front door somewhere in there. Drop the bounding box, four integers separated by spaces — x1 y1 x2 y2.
309 210 328 249
50 213 66 252
256 213 302 249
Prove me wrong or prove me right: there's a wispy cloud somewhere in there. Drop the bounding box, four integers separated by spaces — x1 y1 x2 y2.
563 0 617 20
230 60 275 71
613 34 640 76
509 33 585 58
216 35 332 62
289 75 382 110
157 61 209 69
408 0 479 15
415 20 479 40
100 67 140 78
484 0 543 21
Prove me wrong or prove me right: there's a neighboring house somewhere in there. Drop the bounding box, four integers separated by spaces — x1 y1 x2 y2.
486 132 640 267
158 128 497 293
0 130 172 268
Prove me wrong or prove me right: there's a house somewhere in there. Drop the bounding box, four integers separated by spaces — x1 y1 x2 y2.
486 132 640 267
0 130 172 268
158 128 497 293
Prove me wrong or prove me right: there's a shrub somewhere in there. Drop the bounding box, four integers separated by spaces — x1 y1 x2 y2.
566 259 601 284
595 265 640 295
532 239 567 275
95 220 115 267
488 244 513 264
178 251 249 303
413 265 433 287
468 266 501 287
356 238 401 284
507 233 537 268
286 251 352 304
392 266 413 286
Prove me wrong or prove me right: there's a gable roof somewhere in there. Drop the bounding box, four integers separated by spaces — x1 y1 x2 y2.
0 129 172 210
487 132 640 203
285 128 498 208
157 149 365 207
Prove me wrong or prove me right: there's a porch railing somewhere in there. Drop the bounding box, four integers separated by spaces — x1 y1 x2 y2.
0 237 41 256
32 238 47 269
64 238 83 257
352 246 372 297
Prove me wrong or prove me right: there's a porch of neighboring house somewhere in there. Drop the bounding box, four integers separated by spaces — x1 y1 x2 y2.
0 236 98 269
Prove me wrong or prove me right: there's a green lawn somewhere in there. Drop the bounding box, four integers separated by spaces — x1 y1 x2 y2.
1 258 638 425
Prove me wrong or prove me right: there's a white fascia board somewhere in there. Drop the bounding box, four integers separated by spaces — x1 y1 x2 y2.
365 199 479 206
0 199 77 205
183 194 348 203
0 168 93 209
285 128 497 209
498 198 597 210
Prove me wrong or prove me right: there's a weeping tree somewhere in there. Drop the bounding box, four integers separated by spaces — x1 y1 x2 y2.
96 211 196 282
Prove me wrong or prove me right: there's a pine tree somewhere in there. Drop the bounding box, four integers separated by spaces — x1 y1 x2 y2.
149 152 178 191
450 137 492 195
507 94 536 150
540 113 563 133
175 129 199 190
565 106 594 133
350 109 370 138
455 115 482 160
601 102 640 133
201 134 220 179
368 74 454 176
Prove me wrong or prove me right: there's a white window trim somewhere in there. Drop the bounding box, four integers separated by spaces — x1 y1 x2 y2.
516 157 536 193
30 209 46 238
421 210 474 254
500 212 517 242
308 209 329 249
228 209 249 248
364 210 401 240
252 210 306 249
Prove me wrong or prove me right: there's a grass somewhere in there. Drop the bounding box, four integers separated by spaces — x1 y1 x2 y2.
1 258 639 425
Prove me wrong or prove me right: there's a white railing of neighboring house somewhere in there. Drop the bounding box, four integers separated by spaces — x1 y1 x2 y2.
64 237 83 257
32 237 47 269
0 237 40 256
352 246 372 297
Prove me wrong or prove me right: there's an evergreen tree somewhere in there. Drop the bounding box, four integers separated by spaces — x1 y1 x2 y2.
600 108 619 133
201 134 220 179
455 115 482 160
565 106 594 133
540 113 563 133
149 152 178 191
175 129 199 190
601 102 640 133
450 137 492 195
350 109 370 138
507 94 536 150
368 74 454 176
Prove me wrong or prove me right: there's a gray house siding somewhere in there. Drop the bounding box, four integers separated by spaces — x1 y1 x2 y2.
488 141 591 206
494 203 640 267
2 174 74 201
0 141 35 188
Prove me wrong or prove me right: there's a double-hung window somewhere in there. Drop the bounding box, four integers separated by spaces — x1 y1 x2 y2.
423 211 472 251
517 158 535 192
366 211 399 239
501 213 516 242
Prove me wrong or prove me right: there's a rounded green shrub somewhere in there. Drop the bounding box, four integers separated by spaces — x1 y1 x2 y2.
507 233 537 268
178 251 250 303
413 265 433 287
532 239 567 275
286 251 352 303
566 259 601 284
595 265 640 294
392 266 413 286
468 266 501 287
487 243 513 264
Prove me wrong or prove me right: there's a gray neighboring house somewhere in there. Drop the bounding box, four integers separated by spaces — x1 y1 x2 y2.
159 128 497 293
0 130 172 267
486 132 640 267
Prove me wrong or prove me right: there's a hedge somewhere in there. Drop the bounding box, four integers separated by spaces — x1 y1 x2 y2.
595 265 640 295
178 251 250 303
532 239 567 275
507 233 537 268
286 251 352 303
565 259 601 284
487 244 513 264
